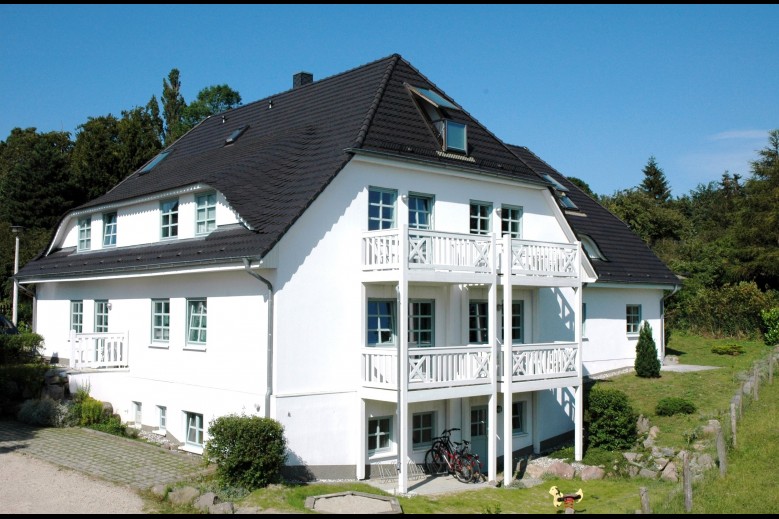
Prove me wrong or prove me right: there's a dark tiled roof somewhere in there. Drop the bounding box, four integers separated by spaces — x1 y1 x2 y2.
508 145 679 287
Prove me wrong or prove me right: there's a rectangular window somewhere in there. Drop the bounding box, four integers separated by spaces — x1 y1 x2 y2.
412 412 435 448
368 416 392 452
78 217 91 251
468 301 489 344
444 120 467 153
133 401 142 425
196 192 217 234
500 301 525 344
160 199 179 239
512 401 526 434
152 299 170 342
408 194 433 230
158 406 167 432
368 187 396 231
187 299 207 345
626 304 642 334
367 300 396 346
501 205 522 238
185 412 204 447
102 212 117 247
409 300 434 347
470 202 492 235
70 300 83 333
94 300 109 333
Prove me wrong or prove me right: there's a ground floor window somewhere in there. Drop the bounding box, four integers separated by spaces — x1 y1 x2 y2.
158 406 167 432
412 412 435 448
368 416 392 453
186 412 204 447
133 401 142 425
626 304 641 334
512 401 527 434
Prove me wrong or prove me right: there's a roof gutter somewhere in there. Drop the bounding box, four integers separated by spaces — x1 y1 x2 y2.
243 258 274 419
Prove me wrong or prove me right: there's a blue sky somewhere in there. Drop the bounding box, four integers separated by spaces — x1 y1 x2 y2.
2 5 777 197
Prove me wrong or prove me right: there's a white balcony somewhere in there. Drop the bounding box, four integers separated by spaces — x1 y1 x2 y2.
498 342 580 383
70 331 129 370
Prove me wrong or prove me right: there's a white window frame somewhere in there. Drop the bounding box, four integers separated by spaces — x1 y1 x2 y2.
368 187 397 231
512 401 527 435
582 302 587 339
501 205 523 238
185 411 204 448
94 300 109 333
151 299 170 345
78 217 91 251
186 299 207 348
367 299 396 347
160 198 179 239
70 300 83 334
470 201 492 235
195 192 217 235
408 193 434 230
409 300 434 348
102 212 117 247
368 416 392 454
133 401 142 429
412 411 435 449
627 304 642 335
156 406 167 434
500 300 525 344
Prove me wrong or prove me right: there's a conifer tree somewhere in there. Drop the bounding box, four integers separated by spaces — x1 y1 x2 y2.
635 321 661 378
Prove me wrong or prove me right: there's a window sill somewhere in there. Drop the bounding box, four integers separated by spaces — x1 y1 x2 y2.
368 449 396 461
184 344 207 352
180 444 204 455
149 343 169 349
627 334 639 339
151 429 167 436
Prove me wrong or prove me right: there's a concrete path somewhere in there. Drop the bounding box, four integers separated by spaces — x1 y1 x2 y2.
661 364 720 372
0 419 209 490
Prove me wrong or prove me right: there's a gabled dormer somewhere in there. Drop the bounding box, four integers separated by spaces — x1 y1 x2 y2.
407 84 468 155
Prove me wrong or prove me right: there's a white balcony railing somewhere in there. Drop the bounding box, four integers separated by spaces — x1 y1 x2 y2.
70 331 129 370
497 342 580 382
363 229 578 279
408 345 492 389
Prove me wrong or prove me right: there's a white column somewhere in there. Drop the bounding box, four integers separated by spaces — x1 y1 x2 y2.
397 225 409 494
357 397 366 480
488 278 498 483
532 391 541 454
574 270 584 461
12 232 19 325
575 384 583 461
502 234 513 487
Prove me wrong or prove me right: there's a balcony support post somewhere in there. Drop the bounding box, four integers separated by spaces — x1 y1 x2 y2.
488 277 498 483
397 225 409 494
502 234 514 488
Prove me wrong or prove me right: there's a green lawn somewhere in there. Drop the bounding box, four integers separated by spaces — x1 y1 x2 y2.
197 334 776 514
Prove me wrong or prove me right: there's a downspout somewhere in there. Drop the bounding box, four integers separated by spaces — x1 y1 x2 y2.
243 258 274 419
660 284 682 362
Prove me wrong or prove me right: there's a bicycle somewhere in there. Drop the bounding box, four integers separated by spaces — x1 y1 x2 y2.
424 428 477 483
455 439 483 483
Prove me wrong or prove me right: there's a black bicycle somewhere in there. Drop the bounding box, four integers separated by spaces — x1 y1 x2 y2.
424 428 480 483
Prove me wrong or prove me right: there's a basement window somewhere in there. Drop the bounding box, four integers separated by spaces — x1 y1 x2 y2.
139 150 170 174
225 125 249 145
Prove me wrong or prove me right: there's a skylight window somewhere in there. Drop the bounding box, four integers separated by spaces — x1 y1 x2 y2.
558 193 579 210
409 86 460 110
139 150 170 175
225 125 249 145
444 120 467 153
540 173 569 192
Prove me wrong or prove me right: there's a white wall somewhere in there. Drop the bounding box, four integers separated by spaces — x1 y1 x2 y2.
582 286 665 375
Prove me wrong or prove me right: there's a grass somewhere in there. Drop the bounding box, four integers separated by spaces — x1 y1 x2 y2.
155 333 777 514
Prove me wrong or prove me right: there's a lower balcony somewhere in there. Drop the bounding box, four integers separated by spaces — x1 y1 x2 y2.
361 341 579 394
70 331 129 370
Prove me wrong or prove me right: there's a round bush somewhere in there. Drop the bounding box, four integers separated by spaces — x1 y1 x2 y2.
586 386 638 450
655 397 696 416
205 414 287 490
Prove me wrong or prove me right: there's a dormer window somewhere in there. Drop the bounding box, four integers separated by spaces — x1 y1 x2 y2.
139 150 170 175
77 217 91 251
408 84 468 155
580 234 607 261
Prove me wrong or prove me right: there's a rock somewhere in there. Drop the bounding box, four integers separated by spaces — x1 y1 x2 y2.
195 492 219 511
701 420 721 437
627 465 640 478
547 461 575 480
691 442 707 451
695 454 715 471
44 384 65 401
661 462 678 482
660 447 676 458
664 355 679 365
524 463 546 479
638 468 658 479
101 401 114 417
150 484 168 498
643 437 655 449
648 426 660 439
580 466 606 480
654 458 669 471
636 415 650 434
623 452 641 463
168 486 200 506
210 502 235 514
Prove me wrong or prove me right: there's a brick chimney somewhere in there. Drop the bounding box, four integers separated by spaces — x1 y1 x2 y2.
293 72 313 89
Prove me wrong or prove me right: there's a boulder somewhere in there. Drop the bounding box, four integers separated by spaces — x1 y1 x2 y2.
195 492 219 511
168 486 200 506
638 468 658 479
580 466 605 481
660 462 678 483
648 426 660 439
547 461 575 480
210 502 235 514
636 415 650 434
623 452 641 463
101 401 114 417
653 458 669 471
150 484 168 498
524 463 546 479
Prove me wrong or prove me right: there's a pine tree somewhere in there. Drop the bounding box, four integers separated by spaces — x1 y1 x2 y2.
640 156 671 203
162 68 187 145
634 321 661 378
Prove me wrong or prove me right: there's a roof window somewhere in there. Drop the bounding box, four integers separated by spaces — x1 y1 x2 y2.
139 150 170 175
225 125 249 145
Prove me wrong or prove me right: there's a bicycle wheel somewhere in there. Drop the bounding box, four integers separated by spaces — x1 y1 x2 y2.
454 454 474 483
469 455 483 483
425 445 446 475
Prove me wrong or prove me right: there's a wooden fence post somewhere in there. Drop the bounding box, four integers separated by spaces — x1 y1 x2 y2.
753 365 759 401
683 451 693 513
730 401 737 449
716 426 727 476
639 486 651 514
769 355 774 385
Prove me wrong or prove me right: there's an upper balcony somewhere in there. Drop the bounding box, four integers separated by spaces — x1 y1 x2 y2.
362 227 579 285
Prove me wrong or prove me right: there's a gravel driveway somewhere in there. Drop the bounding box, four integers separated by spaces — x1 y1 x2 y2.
0 452 146 514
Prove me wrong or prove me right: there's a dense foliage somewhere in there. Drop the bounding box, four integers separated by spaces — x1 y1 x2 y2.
655 397 696 416
635 322 661 378
585 386 638 450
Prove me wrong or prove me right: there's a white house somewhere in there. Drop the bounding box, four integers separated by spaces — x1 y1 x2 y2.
17 55 678 492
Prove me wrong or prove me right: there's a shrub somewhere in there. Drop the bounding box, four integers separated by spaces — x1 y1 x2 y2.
0 332 45 365
17 398 66 426
586 386 638 450
79 397 105 426
635 321 661 378
205 414 287 490
763 307 779 346
711 343 745 356
656 397 696 416
89 415 128 436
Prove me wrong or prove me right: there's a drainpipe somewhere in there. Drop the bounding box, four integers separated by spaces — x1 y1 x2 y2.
243 258 274 419
660 284 681 362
